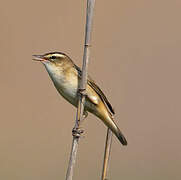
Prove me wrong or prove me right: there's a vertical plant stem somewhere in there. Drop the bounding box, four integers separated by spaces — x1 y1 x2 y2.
65 1 96 180
101 129 113 180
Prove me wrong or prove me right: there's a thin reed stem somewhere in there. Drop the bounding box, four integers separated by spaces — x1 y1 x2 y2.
65 1 96 180
101 129 113 180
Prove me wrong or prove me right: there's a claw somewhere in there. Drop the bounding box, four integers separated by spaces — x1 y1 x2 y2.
78 88 86 96
72 127 84 138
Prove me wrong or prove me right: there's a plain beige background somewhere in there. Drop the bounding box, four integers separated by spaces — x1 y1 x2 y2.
0 0 181 179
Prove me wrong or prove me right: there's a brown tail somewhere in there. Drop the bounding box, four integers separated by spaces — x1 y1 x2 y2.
114 126 127 145
99 110 127 146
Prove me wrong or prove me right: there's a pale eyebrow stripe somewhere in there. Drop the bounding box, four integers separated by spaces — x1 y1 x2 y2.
47 53 66 58
54 54 66 58
47 53 65 58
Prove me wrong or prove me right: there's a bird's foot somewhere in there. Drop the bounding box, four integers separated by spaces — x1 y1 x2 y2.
72 127 84 138
78 88 86 96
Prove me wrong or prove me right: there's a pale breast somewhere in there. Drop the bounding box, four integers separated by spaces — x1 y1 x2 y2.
44 62 79 106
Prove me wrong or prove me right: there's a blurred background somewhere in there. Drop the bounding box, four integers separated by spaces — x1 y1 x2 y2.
0 0 181 179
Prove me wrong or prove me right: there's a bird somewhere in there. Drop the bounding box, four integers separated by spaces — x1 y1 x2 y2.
33 52 127 145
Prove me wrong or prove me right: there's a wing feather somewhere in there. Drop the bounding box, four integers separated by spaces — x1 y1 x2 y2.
75 65 115 115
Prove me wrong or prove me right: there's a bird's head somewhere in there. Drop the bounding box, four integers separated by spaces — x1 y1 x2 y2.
33 51 75 77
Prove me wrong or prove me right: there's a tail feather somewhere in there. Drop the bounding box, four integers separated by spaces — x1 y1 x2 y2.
115 127 127 145
99 111 128 146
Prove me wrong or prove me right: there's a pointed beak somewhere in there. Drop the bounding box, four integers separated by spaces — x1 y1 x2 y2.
32 55 45 62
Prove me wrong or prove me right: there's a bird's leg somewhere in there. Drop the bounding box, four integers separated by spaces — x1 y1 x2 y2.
72 111 88 138
83 110 88 119
78 88 88 121
72 88 88 138
80 111 88 125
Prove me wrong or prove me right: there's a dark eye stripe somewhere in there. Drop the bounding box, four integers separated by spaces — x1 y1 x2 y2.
51 56 56 59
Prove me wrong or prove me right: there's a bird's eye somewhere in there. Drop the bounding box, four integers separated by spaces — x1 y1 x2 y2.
51 56 56 59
